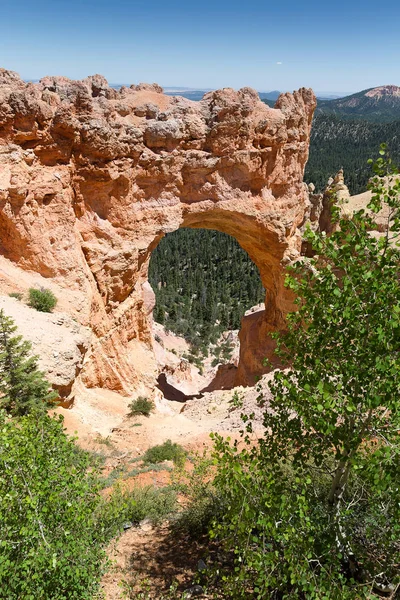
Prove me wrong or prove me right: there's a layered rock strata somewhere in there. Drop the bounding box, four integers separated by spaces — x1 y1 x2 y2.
0 69 316 392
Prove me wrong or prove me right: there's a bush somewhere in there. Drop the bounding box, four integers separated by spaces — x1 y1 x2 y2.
0 412 111 599
182 352 204 374
172 453 222 537
28 287 57 312
142 440 187 468
228 390 243 411
94 434 114 447
8 292 23 300
101 483 177 536
122 486 177 524
0 412 177 599
128 396 154 417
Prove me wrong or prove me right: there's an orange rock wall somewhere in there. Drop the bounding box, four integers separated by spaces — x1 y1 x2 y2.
0 69 316 392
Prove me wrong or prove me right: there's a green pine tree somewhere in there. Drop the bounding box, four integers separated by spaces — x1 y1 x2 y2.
154 304 165 325
0 310 57 416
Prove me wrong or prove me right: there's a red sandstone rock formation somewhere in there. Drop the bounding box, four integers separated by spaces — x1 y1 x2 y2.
0 68 316 393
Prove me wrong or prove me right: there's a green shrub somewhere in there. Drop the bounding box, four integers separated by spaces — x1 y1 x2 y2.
0 412 112 599
100 465 128 489
94 434 114 447
28 287 57 312
172 453 222 537
228 390 243 411
182 352 204 374
0 412 177 599
125 462 174 478
128 396 154 417
104 483 177 527
142 440 187 468
8 292 23 301
127 486 177 524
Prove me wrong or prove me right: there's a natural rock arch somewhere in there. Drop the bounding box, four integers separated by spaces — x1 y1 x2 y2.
0 69 316 394
147 210 294 387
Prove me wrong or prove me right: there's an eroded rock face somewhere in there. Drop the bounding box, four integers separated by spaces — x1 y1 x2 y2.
0 68 316 392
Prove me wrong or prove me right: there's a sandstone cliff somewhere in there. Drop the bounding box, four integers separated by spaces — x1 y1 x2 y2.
0 68 316 394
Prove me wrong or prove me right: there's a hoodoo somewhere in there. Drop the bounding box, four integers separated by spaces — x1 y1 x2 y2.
0 69 316 394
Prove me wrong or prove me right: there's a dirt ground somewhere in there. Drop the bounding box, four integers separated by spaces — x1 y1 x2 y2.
101 522 213 599
53 370 273 599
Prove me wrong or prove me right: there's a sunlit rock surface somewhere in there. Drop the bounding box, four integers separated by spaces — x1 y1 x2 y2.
0 68 316 392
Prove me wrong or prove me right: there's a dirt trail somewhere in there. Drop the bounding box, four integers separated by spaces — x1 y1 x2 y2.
53 361 272 599
101 521 215 599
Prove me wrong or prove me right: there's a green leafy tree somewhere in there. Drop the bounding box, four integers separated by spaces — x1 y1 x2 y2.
0 310 57 415
209 150 400 598
0 412 117 599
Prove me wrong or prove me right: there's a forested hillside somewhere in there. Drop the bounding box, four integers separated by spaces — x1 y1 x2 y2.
315 85 400 122
305 114 400 193
261 92 400 194
148 229 264 353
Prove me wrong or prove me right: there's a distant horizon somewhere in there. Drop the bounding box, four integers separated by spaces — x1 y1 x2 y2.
19 75 398 98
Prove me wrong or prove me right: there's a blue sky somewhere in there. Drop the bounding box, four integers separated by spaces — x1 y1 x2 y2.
1 0 399 94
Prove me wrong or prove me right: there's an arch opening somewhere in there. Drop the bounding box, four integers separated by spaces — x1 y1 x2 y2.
148 226 267 399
